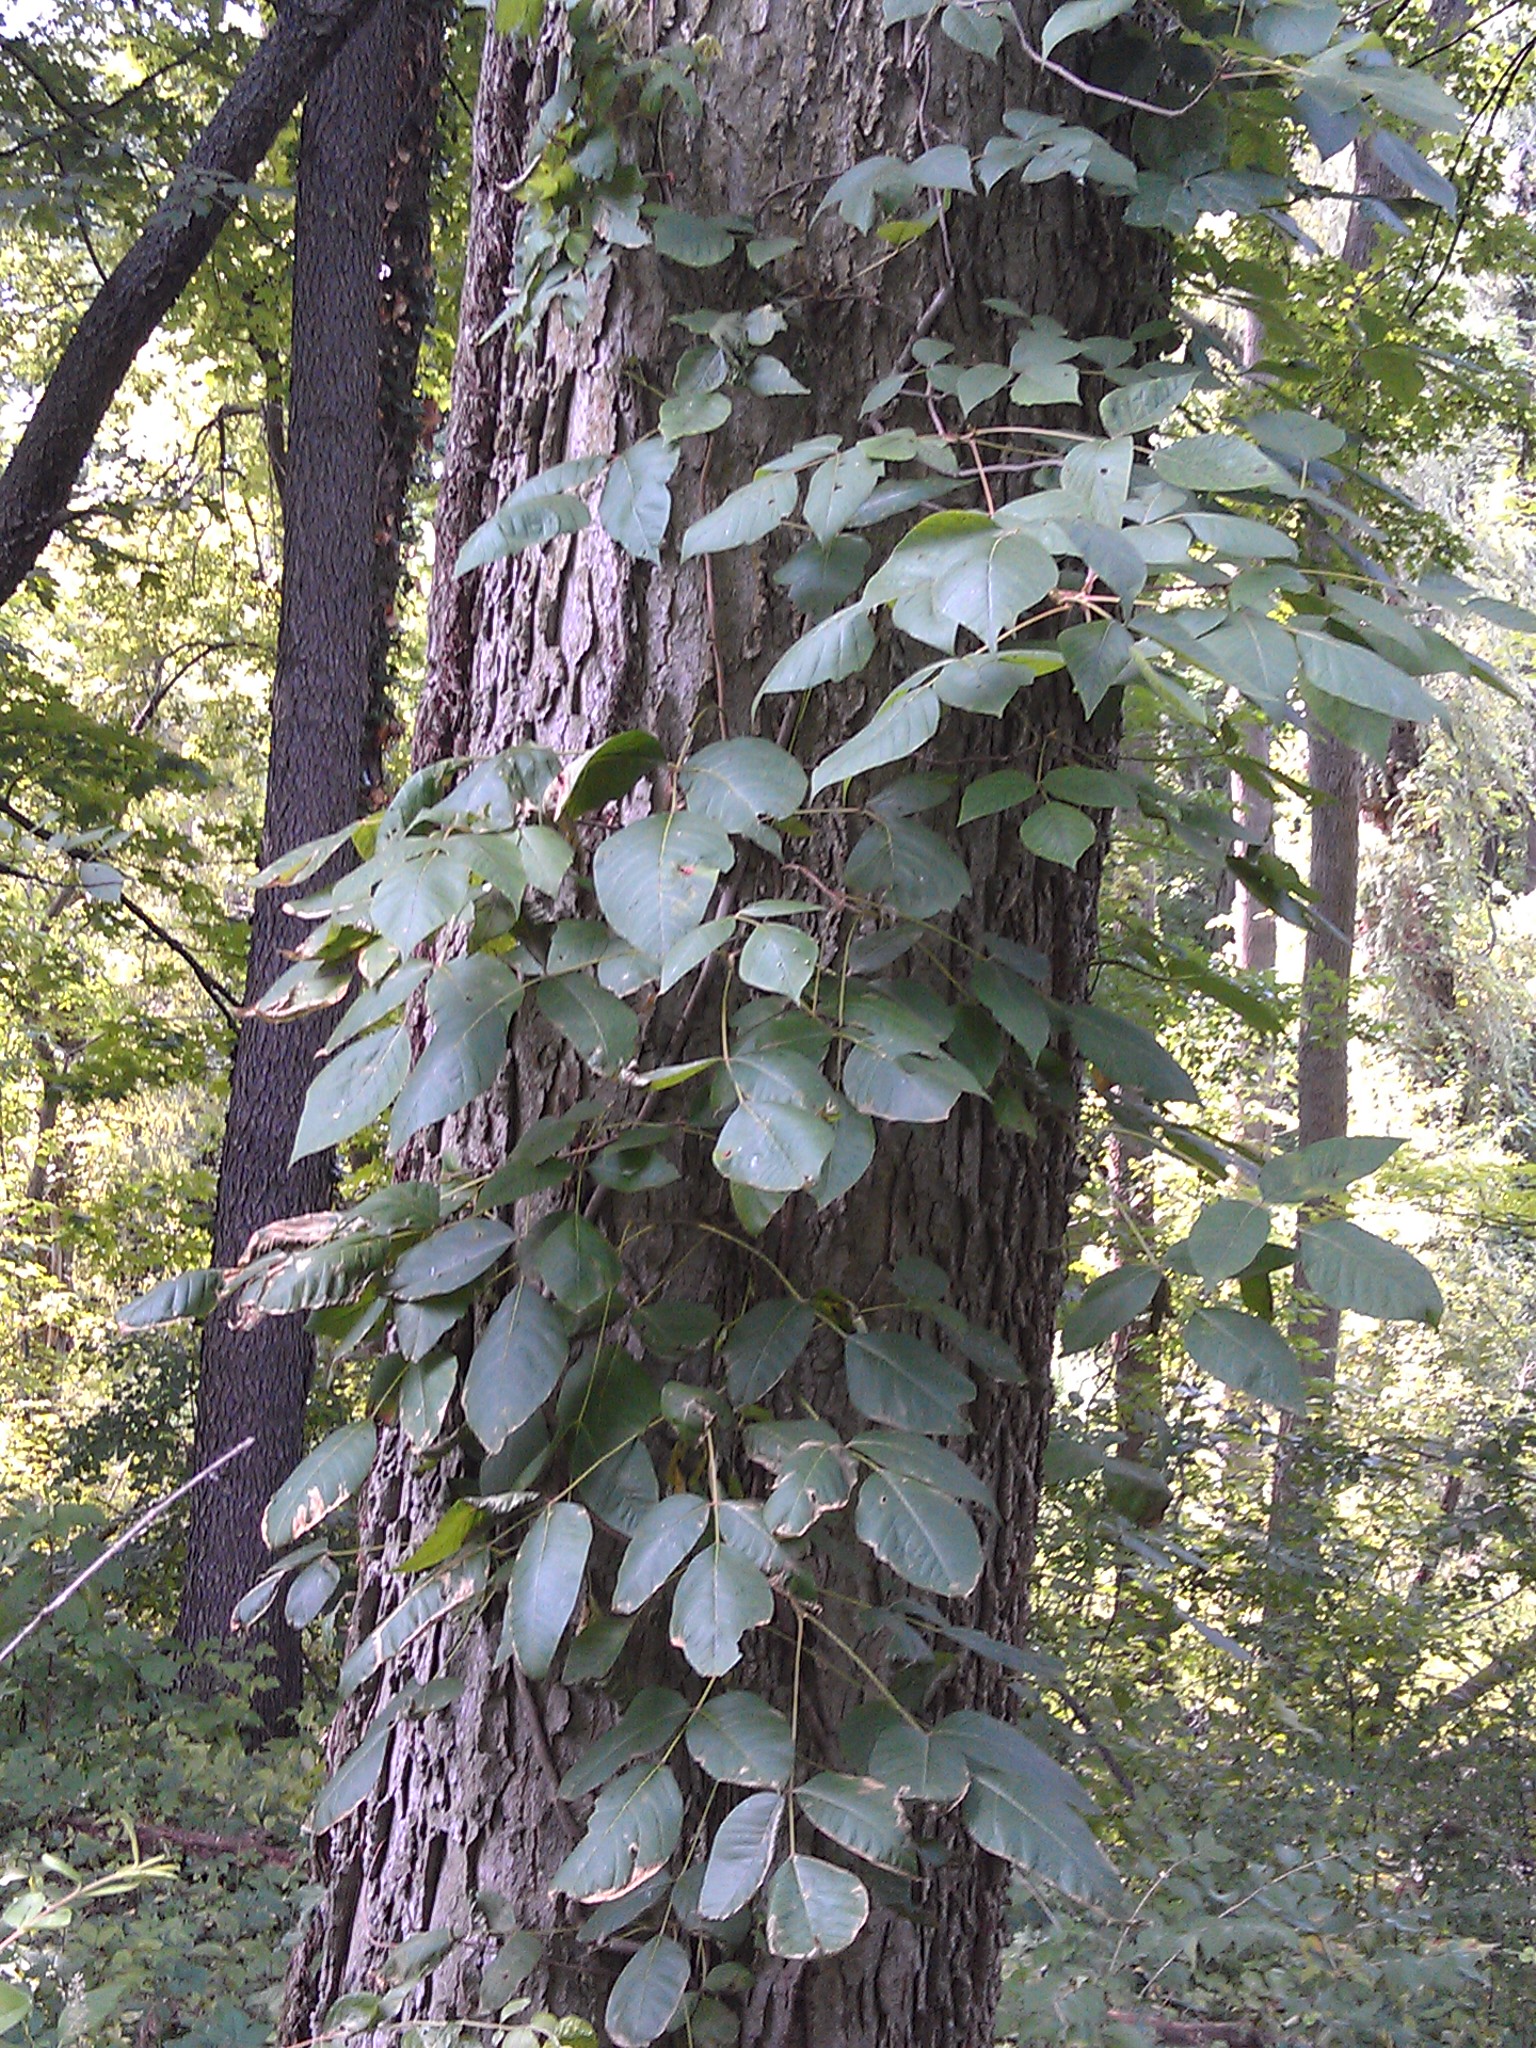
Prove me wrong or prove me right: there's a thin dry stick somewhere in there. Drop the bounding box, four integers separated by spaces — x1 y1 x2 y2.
0 1434 254 1666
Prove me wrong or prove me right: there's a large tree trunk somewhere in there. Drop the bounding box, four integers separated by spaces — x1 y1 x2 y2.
283 6 1165 2041
178 0 446 1730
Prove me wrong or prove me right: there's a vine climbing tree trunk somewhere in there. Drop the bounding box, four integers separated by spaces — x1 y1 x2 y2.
282 3 1165 2041
178 0 447 1731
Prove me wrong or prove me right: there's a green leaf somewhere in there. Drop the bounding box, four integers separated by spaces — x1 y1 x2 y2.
686 1692 795 1788
1183 1306 1306 1410
559 1688 690 1801
1040 0 1133 51
309 1718 391 1836
669 1543 775 1676
535 973 639 1075
293 1025 411 1162
659 915 736 994
740 923 819 1000
1186 1199 1273 1283
757 603 876 699
759 1430 856 1536
659 390 733 441
341 1553 488 1699
850 1427 994 1507
1059 1264 1161 1353
455 490 590 576
398 1497 481 1574
931 530 1057 647
971 958 1049 1060
1258 1135 1402 1204
805 447 883 540
855 1469 982 1596
682 472 798 558
550 1763 684 1902
524 1213 623 1314
867 1725 970 1807
1152 434 1294 494
714 1091 835 1191
682 738 808 839
392 1217 515 1300
1298 1218 1442 1324
1067 1005 1198 1101
499 1503 593 1680
398 1354 459 1451
764 1855 869 1959
390 957 523 1149
550 731 666 821
724 1298 816 1403
605 1935 690 2048
0 1987 32 2036
1098 369 1200 438
698 1793 784 1920
600 439 679 563
811 683 939 794
962 1764 1121 1904
959 768 1036 824
1019 801 1096 868
845 815 972 919
650 206 735 265
841 1042 975 1123
844 1329 973 1434
263 1421 378 1548
594 811 735 962
463 1283 568 1453
1298 631 1441 723
795 1772 912 1871
119 1266 220 1329
613 1495 710 1614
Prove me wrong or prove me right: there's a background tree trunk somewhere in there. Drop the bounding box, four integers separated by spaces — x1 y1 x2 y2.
178 0 446 1730
283 4 1166 2040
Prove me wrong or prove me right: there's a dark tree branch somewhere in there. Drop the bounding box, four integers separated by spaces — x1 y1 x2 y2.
0 0 386 610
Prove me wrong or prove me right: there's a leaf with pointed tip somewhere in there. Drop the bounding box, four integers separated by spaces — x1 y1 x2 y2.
1258 1135 1402 1205
463 1283 568 1453
1183 1306 1306 1411
962 1764 1122 1904
843 1330 973 1435
1059 1264 1161 1354
600 439 678 563
559 1689 690 1801
390 957 523 1149
686 1691 795 1788
765 1855 869 1958
594 812 735 963
550 1764 684 1903
392 1217 514 1301
119 1266 220 1329
682 471 798 558
723 1299 816 1404
605 1936 690 2048
293 1026 412 1162
341 1553 488 1700
761 1432 855 1536
670 1544 775 1676
795 1773 912 1871
498 1502 592 1680
855 1471 982 1595
535 973 639 1075
263 1422 379 1549
1298 1217 1442 1324
613 1495 711 1614
1186 1199 1272 1283
698 1793 784 1921
867 1725 970 1807
757 604 876 700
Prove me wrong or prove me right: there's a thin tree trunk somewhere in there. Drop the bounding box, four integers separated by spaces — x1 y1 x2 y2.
0 0 388 609
282 5 1166 2042
178 0 446 1730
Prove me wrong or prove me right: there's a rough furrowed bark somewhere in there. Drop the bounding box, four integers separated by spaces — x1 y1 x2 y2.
0 0 388 610
178 0 448 1731
286 5 1166 2041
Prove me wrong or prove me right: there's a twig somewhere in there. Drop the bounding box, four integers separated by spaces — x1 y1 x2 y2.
514 1663 580 1845
0 1436 254 1666
67 1814 299 1867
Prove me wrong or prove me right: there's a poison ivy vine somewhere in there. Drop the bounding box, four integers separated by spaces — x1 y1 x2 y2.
123 0 1528 2037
